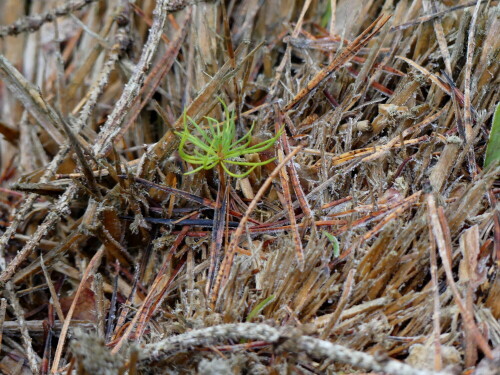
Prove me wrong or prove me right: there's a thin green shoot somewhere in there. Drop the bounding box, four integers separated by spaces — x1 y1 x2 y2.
323 231 340 258
246 295 275 322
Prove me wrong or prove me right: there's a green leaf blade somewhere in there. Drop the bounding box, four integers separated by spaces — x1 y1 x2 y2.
484 102 500 168
246 295 275 322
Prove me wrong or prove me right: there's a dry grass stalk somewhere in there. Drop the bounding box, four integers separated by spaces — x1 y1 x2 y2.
40 255 65 323
210 146 302 308
0 0 498 373
277 148 305 269
426 193 492 359
51 246 104 373
283 14 392 111
426 197 443 371
0 297 6 351
5 282 39 373
320 268 355 340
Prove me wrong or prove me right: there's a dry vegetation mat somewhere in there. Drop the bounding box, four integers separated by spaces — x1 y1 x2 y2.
0 0 499 374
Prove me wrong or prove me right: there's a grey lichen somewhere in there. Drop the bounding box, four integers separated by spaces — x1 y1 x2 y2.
71 330 128 375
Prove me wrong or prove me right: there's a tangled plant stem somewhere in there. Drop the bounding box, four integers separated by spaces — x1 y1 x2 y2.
175 100 281 178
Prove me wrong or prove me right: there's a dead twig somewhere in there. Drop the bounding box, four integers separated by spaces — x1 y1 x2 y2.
140 322 451 375
5 282 39 374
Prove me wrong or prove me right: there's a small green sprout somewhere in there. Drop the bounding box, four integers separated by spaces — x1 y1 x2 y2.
175 100 281 178
323 231 340 257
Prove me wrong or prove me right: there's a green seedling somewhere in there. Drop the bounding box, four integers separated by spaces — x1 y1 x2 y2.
175 100 281 178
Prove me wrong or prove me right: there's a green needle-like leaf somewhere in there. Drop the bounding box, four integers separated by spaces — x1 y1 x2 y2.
175 99 281 178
